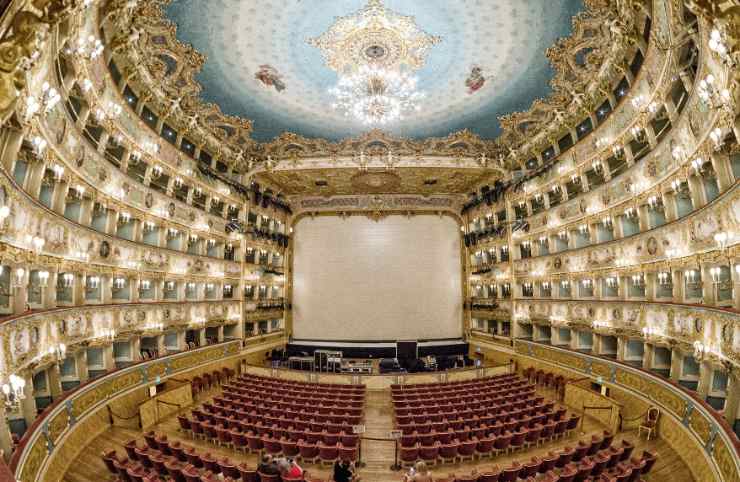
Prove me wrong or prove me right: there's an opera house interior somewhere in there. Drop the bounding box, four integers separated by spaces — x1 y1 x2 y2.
0 0 738 481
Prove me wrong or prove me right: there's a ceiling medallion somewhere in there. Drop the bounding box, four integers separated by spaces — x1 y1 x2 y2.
350 170 402 193
309 0 441 126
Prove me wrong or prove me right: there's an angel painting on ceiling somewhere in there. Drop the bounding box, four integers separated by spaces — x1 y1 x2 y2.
465 65 486 94
255 64 286 92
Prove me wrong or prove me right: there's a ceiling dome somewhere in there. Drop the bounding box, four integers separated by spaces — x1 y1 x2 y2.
164 0 584 141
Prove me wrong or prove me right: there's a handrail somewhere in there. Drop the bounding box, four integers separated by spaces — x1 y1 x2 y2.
506 338 740 482
0 300 239 325
9 339 241 474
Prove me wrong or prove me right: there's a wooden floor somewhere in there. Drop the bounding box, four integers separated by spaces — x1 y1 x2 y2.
63 386 695 482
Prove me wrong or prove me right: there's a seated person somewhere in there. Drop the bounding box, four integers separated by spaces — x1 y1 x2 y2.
404 461 433 482
258 455 280 476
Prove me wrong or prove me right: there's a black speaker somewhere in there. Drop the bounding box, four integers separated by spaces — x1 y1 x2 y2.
396 340 417 360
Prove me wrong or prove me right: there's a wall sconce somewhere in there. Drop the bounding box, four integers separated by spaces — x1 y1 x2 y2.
0 206 10 223
13 268 25 288
685 270 700 287
119 212 131 224
582 279 592 288
31 136 47 157
709 29 728 57
693 341 710 361
60 273 74 288
30 235 45 253
570 174 580 184
143 221 155 231
139 279 151 291
37 270 49 288
112 277 126 290
602 216 612 227
560 280 570 289
99 328 115 341
709 266 723 283
697 74 731 110
606 277 618 288
167 228 179 238
671 145 685 162
630 125 644 141
611 144 624 158
152 165 163 178
579 224 589 234
86 276 100 290
592 160 603 173
206 283 214 291
642 326 659 338
631 274 644 287
592 320 610 330
709 127 724 149
714 231 731 251
1 374 26 409
647 195 660 209
558 231 567 239
49 343 66 360
690 158 704 174
657 272 672 285
165 281 175 292
624 207 636 218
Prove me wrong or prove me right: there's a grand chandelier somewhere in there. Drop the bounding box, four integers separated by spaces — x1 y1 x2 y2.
329 65 423 125
309 0 440 126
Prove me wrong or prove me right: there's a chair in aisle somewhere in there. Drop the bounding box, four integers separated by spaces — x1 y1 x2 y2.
637 408 659 441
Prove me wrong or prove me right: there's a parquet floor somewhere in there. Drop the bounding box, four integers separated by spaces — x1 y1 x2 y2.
62 386 695 482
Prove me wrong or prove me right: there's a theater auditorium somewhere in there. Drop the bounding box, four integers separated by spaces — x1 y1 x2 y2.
0 1 737 482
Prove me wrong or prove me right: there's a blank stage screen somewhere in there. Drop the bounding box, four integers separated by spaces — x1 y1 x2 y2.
292 215 463 341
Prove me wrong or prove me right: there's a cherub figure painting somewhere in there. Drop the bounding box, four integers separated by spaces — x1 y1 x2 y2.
465 65 486 94
255 64 286 92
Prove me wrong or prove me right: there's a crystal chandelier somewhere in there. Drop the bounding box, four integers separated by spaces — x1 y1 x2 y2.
310 0 440 126
329 65 423 125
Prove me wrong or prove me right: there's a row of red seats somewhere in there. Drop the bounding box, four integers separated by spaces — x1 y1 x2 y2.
391 373 520 391
196 399 363 431
398 418 581 464
392 380 530 400
399 412 579 449
102 432 317 482
396 403 563 435
394 393 548 419
180 413 361 448
217 385 365 407
178 413 359 465
191 368 236 396
441 436 656 482
394 386 536 408
213 396 365 416
227 381 366 400
236 374 365 394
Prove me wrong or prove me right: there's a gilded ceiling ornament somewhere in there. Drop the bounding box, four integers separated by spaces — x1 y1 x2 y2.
307 0 441 74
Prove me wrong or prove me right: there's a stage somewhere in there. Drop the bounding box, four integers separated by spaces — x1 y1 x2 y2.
285 338 468 359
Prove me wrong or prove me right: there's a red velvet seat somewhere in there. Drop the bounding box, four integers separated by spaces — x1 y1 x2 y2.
298 442 319 463
419 444 439 466
237 464 258 482
439 442 459 464
338 445 357 462
319 444 339 466
400 446 419 467
478 466 501 482
499 463 520 482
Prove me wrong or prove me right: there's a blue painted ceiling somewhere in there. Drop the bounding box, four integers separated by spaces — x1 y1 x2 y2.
165 0 584 142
